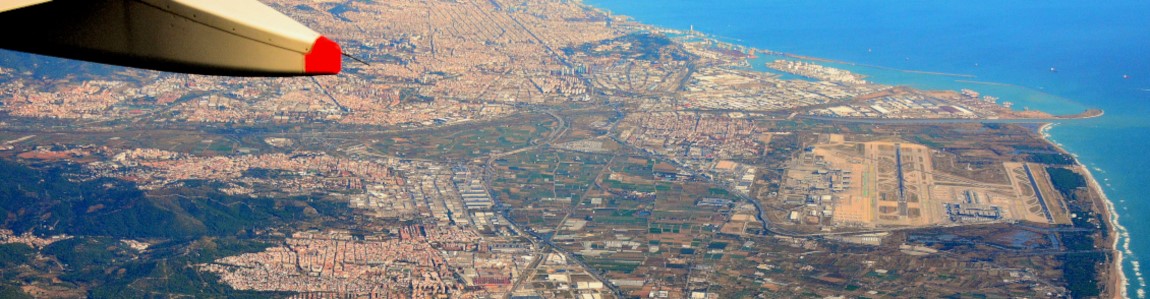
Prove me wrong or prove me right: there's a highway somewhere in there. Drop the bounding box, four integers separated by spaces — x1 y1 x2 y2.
473 109 626 298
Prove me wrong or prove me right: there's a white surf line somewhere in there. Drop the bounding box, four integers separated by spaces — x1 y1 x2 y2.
1048 123 1136 298
1085 166 1139 298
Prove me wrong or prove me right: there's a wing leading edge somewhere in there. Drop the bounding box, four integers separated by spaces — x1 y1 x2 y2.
0 0 340 76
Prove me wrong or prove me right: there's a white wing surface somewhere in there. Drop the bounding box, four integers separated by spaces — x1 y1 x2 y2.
0 0 341 76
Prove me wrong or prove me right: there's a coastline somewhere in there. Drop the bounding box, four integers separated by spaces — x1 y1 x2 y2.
584 1 1127 296
1041 123 1128 298
800 108 1104 125
589 2 1106 123
781 53 978 78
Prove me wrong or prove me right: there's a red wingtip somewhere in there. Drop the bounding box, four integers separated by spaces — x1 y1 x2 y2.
305 36 341 75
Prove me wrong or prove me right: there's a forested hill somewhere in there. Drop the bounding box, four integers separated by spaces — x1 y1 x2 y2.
0 159 337 239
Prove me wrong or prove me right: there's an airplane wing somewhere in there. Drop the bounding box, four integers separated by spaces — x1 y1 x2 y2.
0 0 340 76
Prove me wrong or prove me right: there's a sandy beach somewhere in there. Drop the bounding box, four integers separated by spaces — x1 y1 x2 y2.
1041 122 1127 298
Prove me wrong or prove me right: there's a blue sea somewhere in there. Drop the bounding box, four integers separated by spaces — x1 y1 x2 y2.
585 0 1150 297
